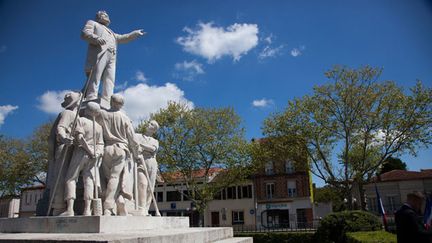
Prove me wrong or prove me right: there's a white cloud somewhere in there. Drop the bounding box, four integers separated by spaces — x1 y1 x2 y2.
264 34 273 44
37 90 72 114
119 83 194 126
290 45 306 57
0 105 18 127
177 22 259 62
252 98 274 108
174 60 205 81
135 70 148 82
0 45 7 53
259 45 284 60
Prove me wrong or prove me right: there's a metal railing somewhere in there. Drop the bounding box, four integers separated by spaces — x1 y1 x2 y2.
224 221 320 233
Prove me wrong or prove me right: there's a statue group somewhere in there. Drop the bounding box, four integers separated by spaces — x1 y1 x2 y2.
43 11 159 217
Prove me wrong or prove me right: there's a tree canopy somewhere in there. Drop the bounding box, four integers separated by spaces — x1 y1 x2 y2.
262 66 432 208
378 157 407 175
0 122 51 196
137 102 252 217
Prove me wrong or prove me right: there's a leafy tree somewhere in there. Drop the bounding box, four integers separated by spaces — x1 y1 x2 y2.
27 122 52 185
137 102 252 225
378 157 407 175
262 66 432 209
314 185 346 212
0 135 31 196
0 122 51 196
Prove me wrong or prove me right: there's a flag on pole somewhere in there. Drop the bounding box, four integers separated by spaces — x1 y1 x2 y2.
375 185 388 230
423 194 432 228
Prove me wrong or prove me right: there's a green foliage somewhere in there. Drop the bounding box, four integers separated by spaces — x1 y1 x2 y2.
378 157 407 175
235 232 315 243
0 135 31 196
262 65 432 208
314 186 346 211
137 102 252 215
346 231 396 243
0 122 51 196
315 210 382 243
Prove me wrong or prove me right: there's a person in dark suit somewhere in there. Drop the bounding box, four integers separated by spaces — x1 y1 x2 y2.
395 191 432 243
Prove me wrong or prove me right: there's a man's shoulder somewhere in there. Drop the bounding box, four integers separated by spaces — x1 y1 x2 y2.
85 19 98 26
59 109 76 119
396 204 417 217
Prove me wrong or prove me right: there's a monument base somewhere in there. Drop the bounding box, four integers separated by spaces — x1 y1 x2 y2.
0 227 252 243
0 216 252 242
0 216 188 233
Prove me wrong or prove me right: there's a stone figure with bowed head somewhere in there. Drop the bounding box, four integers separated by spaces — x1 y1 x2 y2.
135 120 160 216
60 102 104 216
81 10 145 105
45 91 81 215
96 94 140 216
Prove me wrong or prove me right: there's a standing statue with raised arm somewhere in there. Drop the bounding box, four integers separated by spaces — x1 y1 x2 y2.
81 10 145 105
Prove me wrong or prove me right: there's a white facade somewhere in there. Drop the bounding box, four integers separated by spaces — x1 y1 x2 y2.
150 181 256 227
0 197 20 218
19 186 44 217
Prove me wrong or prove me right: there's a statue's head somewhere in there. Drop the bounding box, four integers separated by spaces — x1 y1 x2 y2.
85 102 100 117
61 91 81 109
146 120 160 136
110 94 124 110
96 10 110 26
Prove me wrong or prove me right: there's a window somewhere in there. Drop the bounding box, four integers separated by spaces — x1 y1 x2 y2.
266 183 275 199
387 196 396 213
222 188 227 200
368 197 377 212
241 185 253 199
182 190 190 201
265 162 274 175
214 190 222 200
232 211 244 225
227 186 237 199
285 160 294 174
157 191 164 202
166 191 182 201
296 209 307 228
287 180 297 197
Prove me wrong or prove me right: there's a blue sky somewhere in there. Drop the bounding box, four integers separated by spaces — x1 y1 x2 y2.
0 0 431 185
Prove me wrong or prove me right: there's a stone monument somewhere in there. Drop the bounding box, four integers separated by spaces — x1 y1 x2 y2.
0 10 252 243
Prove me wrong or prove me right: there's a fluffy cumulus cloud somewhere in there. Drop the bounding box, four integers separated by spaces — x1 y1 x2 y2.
252 98 274 108
290 45 306 57
0 105 18 127
119 83 194 126
135 70 148 82
177 22 259 62
37 90 72 114
174 60 205 81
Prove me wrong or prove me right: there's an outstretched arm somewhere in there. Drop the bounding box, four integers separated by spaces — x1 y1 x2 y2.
116 29 145 44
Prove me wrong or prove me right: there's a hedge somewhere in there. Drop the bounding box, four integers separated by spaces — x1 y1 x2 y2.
346 231 396 243
314 210 382 243
235 232 315 243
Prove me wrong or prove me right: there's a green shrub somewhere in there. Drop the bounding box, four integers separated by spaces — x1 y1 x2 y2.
235 232 315 243
346 231 396 243
314 210 382 243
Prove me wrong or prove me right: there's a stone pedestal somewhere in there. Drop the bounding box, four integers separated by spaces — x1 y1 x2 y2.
0 216 252 242
0 216 188 233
